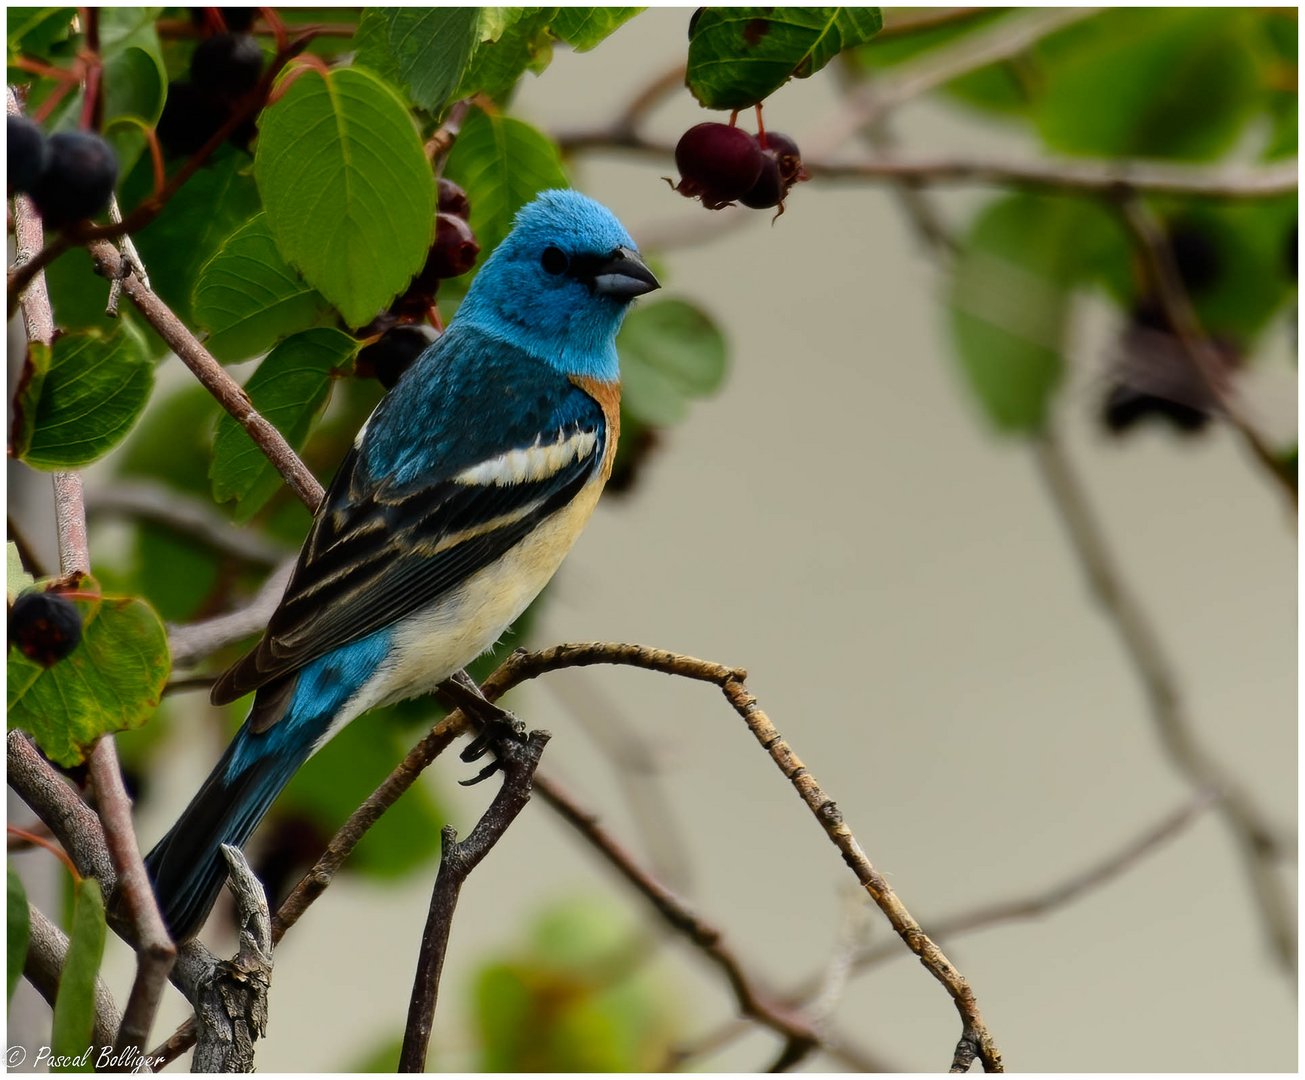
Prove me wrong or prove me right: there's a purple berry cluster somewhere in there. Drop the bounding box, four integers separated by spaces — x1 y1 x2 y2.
7 117 118 230
671 122 807 214
355 178 480 390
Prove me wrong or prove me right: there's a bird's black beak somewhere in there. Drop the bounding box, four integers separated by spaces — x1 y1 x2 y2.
590 246 660 299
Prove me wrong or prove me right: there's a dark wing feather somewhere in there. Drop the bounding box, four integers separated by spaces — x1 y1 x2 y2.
212 334 606 707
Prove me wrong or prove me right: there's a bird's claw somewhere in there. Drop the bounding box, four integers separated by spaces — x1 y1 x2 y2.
458 703 527 784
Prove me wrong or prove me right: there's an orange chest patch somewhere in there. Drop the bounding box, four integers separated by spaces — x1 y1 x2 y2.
570 375 621 481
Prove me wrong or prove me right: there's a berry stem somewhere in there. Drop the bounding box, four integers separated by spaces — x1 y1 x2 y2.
755 103 767 148
427 304 445 333
728 109 739 128
7 826 82 881
260 6 290 52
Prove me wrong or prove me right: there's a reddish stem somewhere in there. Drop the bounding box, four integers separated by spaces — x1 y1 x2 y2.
755 103 767 147
8 826 82 881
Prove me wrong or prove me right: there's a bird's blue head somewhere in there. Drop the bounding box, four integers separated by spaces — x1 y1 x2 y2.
453 189 659 382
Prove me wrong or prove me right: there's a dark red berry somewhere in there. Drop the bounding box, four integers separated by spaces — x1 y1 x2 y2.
9 590 83 667
190 32 263 100
356 325 439 390
8 116 48 195
437 177 471 221
740 133 807 214
425 213 480 280
156 81 229 156
28 131 118 229
760 131 805 186
739 154 782 209
672 122 765 210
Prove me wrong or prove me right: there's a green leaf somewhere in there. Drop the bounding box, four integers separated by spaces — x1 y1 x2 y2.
947 194 1109 433
129 146 263 327
193 213 334 362
442 107 568 264
618 299 728 427
255 66 436 328
50 878 106 1071
8 589 170 768
551 8 643 51
101 44 167 175
1035 9 1263 160
11 325 154 470
7 866 29 1004
210 328 356 519
455 8 558 102
7 8 76 64
7 542 35 600
354 7 483 114
687 7 883 109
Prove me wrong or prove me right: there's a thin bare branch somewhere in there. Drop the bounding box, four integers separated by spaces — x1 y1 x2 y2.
399 731 550 1072
1032 429 1297 975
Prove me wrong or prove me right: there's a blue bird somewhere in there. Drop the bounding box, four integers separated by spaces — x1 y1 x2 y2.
145 189 659 941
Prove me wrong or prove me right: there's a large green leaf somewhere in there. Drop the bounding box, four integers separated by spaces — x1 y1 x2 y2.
442 107 568 264
687 7 883 109
130 146 264 327
618 299 728 427
7 866 29 1004
1034 8 1263 160
8 588 169 768
193 213 334 362
255 66 436 328
210 328 356 519
455 8 557 102
11 324 154 469
551 8 644 51
948 194 1117 433
49 877 106 1071
354 7 483 115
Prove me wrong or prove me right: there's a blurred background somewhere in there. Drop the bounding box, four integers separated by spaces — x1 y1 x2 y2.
9 7 1297 1072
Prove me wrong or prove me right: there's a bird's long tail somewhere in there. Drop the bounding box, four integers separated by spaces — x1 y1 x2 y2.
143 716 311 942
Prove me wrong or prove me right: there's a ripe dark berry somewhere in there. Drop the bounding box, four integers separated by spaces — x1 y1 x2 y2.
1102 383 1208 434
739 132 807 213
672 122 765 210
739 155 782 209
9 590 83 667
156 80 229 156
190 32 263 100
425 213 480 280
356 325 439 390
437 177 471 221
8 116 48 195
28 131 118 229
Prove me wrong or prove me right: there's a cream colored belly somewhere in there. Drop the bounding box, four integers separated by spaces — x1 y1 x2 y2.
341 479 606 722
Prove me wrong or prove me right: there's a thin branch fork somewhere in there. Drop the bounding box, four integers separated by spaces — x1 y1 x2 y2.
398 730 550 1072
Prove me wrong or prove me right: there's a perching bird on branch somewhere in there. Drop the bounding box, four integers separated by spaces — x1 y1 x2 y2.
144 190 659 941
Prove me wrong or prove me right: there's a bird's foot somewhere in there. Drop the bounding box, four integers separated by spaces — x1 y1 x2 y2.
458 699 528 786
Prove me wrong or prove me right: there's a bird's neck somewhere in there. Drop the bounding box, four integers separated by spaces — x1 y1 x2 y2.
457 302 624 383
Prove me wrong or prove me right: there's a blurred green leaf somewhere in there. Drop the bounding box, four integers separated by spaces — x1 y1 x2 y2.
7 542 35 600
255 66 435 328
8 588 170 768
280 714 446 879
7 865 29 1004
473 899 675 1072
193 213 334 362
130 146 263 327
1034 9 1263 160
551 8 643 50
49 877 105 1071
7 8 76 65
11 324 154 470
618 299 728 427
354 7 482 114
210 328 356 519
948 194 1116 433
442 107 568 265
687 7 883 109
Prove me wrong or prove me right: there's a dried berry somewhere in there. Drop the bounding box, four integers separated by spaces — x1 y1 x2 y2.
671 122 765 210
8 115 48 195
28 131 118 229
9 590 83 667
190 32 264 100
425 212 480 280
356 325 439 390
437 177 471 221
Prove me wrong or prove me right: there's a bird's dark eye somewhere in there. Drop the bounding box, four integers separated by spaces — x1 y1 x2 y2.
541 246 568 275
